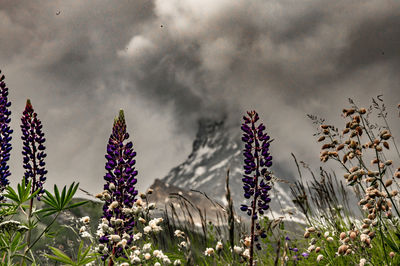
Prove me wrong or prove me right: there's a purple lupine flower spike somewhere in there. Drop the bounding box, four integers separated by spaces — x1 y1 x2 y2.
21 99 47 199
241 110 273 264
0 71 13 193
100 110 138 261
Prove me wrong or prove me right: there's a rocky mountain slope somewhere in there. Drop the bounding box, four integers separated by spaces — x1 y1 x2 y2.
156 118 303 222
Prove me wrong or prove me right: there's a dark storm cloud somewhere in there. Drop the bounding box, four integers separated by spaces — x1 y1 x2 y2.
1 0 400 193
339 13 400 71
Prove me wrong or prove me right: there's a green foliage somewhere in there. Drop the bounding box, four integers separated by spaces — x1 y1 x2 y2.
2 179 40 207
46 241 97 265
36 183 88 217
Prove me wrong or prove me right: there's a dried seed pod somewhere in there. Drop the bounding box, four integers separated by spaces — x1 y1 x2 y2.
344 173 350 179
390 190 398 197
362 224 370 229
349 140 357 149
366 177 375 182
349 231 357 240
373 139 380 146
338 245 348 255
350 123 358 130
343 237 350 243
323 129 330 135
350 131 357 138
395 172 400 179
359 108 367 114
343 154 348 164
368 142 374 148
318 136 325 142
389 252 395 259
381 134 391 140
359 199 368 205
383 142 390 149
371 159 379 165
304 231 310 238
315 247 321 253
340 232 346 240
367 171 375 177
376 146 383 152
348 152 355 159
336 144 345 151
362 229 370 235
345 248 352 255
363 219 372 224
328 151 338 157
385 180 393 187
307 227 316 233
386 211 392 218
322 144 331 149
380 130 389 136
320 125 330 129
356 126 363 136
385 160 392 166
343 128 350 134
368 231 375 238
368 213 376 220
349 166 359 173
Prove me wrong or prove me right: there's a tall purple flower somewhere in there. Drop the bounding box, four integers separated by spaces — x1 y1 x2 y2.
0 71 13 193
21 99 47 199
241 110 273 265
99 110 138 262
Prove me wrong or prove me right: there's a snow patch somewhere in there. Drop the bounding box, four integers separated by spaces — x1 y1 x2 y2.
197 174 215 187
195 167 206 176
209 158 230 172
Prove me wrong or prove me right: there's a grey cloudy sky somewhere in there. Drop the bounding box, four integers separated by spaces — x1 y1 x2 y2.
1 0 400 195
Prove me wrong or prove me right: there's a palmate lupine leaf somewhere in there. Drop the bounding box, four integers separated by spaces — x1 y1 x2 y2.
46 241 97 266
1 179 40 206
36 182 87 217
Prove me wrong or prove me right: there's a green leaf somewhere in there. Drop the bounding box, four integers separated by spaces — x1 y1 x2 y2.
46 246 74 264
60 186 67 208
382 234 400 252
54 184 61 207
4 186 19 203
77 241 83 262
37 183 86 218
65 201 88 210
79 257 96 265
65 182 79 204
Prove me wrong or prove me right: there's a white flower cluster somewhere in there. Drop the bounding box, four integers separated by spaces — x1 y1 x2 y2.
78 216 92 239
96 218 114 238
143 218 163 234
204 247 214 256
153 250 171 264
174 229 185 238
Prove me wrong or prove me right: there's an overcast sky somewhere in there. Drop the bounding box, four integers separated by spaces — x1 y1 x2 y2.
1 0 400 196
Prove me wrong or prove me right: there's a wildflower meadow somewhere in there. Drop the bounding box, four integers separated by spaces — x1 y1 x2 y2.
0 68 400 266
